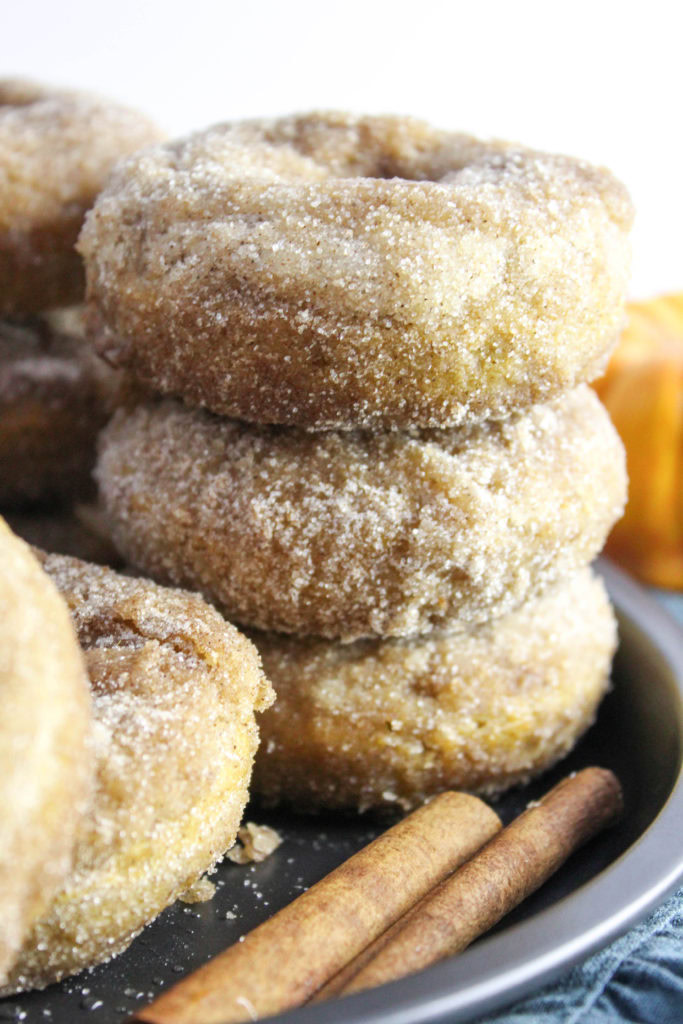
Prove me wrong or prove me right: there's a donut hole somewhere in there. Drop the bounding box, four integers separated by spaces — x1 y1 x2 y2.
323 150 438 182
315 146 469 184
260 115 470 183
353 156 435 182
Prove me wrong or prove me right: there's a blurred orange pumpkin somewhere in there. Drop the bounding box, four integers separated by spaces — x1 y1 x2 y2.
594 294 683 589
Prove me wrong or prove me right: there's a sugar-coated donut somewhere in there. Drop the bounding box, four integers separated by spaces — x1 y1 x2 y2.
0 310 130 508
3 552 273 992
97 386 626 641
251 569 616 812
0 521 91 984
0 80 161 314
80 112 632 430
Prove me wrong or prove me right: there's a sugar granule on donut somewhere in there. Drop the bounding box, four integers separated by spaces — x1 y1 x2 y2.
96 386 626 641
0 79 162 314
81 111 632 429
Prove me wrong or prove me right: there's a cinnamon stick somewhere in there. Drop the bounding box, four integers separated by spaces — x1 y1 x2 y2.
132 791 501 1024
334 767 623 997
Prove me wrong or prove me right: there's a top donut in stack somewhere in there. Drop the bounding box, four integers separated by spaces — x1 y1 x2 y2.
86 114 630 807
81 112 632 431
0 80 161 516
0 79 161 315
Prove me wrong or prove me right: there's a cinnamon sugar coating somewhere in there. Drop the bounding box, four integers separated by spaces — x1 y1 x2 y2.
251 569 616 811
0 522 91 984
80 112 632 429
0 80 161 313
0 309 131 507
97 386 626 641
3 552 273 993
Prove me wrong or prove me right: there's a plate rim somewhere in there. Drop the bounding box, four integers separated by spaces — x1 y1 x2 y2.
263 562 683 1024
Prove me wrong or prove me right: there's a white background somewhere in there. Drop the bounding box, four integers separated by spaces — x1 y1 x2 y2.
2 0 681 298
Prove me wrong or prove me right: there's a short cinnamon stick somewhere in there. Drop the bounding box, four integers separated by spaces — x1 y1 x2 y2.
132 791 501 1024
335 767 623 997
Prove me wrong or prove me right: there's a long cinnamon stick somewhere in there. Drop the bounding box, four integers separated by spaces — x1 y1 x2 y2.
133 791 501 1024
335 767 623 997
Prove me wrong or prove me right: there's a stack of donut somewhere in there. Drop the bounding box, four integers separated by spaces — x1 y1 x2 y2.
0 80 161 554
83 112 632 812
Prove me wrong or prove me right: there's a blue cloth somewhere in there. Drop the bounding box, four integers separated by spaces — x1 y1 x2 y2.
478 886 683 1023
479 587 683 1023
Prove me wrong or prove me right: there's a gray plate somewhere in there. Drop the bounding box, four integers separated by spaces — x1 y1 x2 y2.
4 561 683 1024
